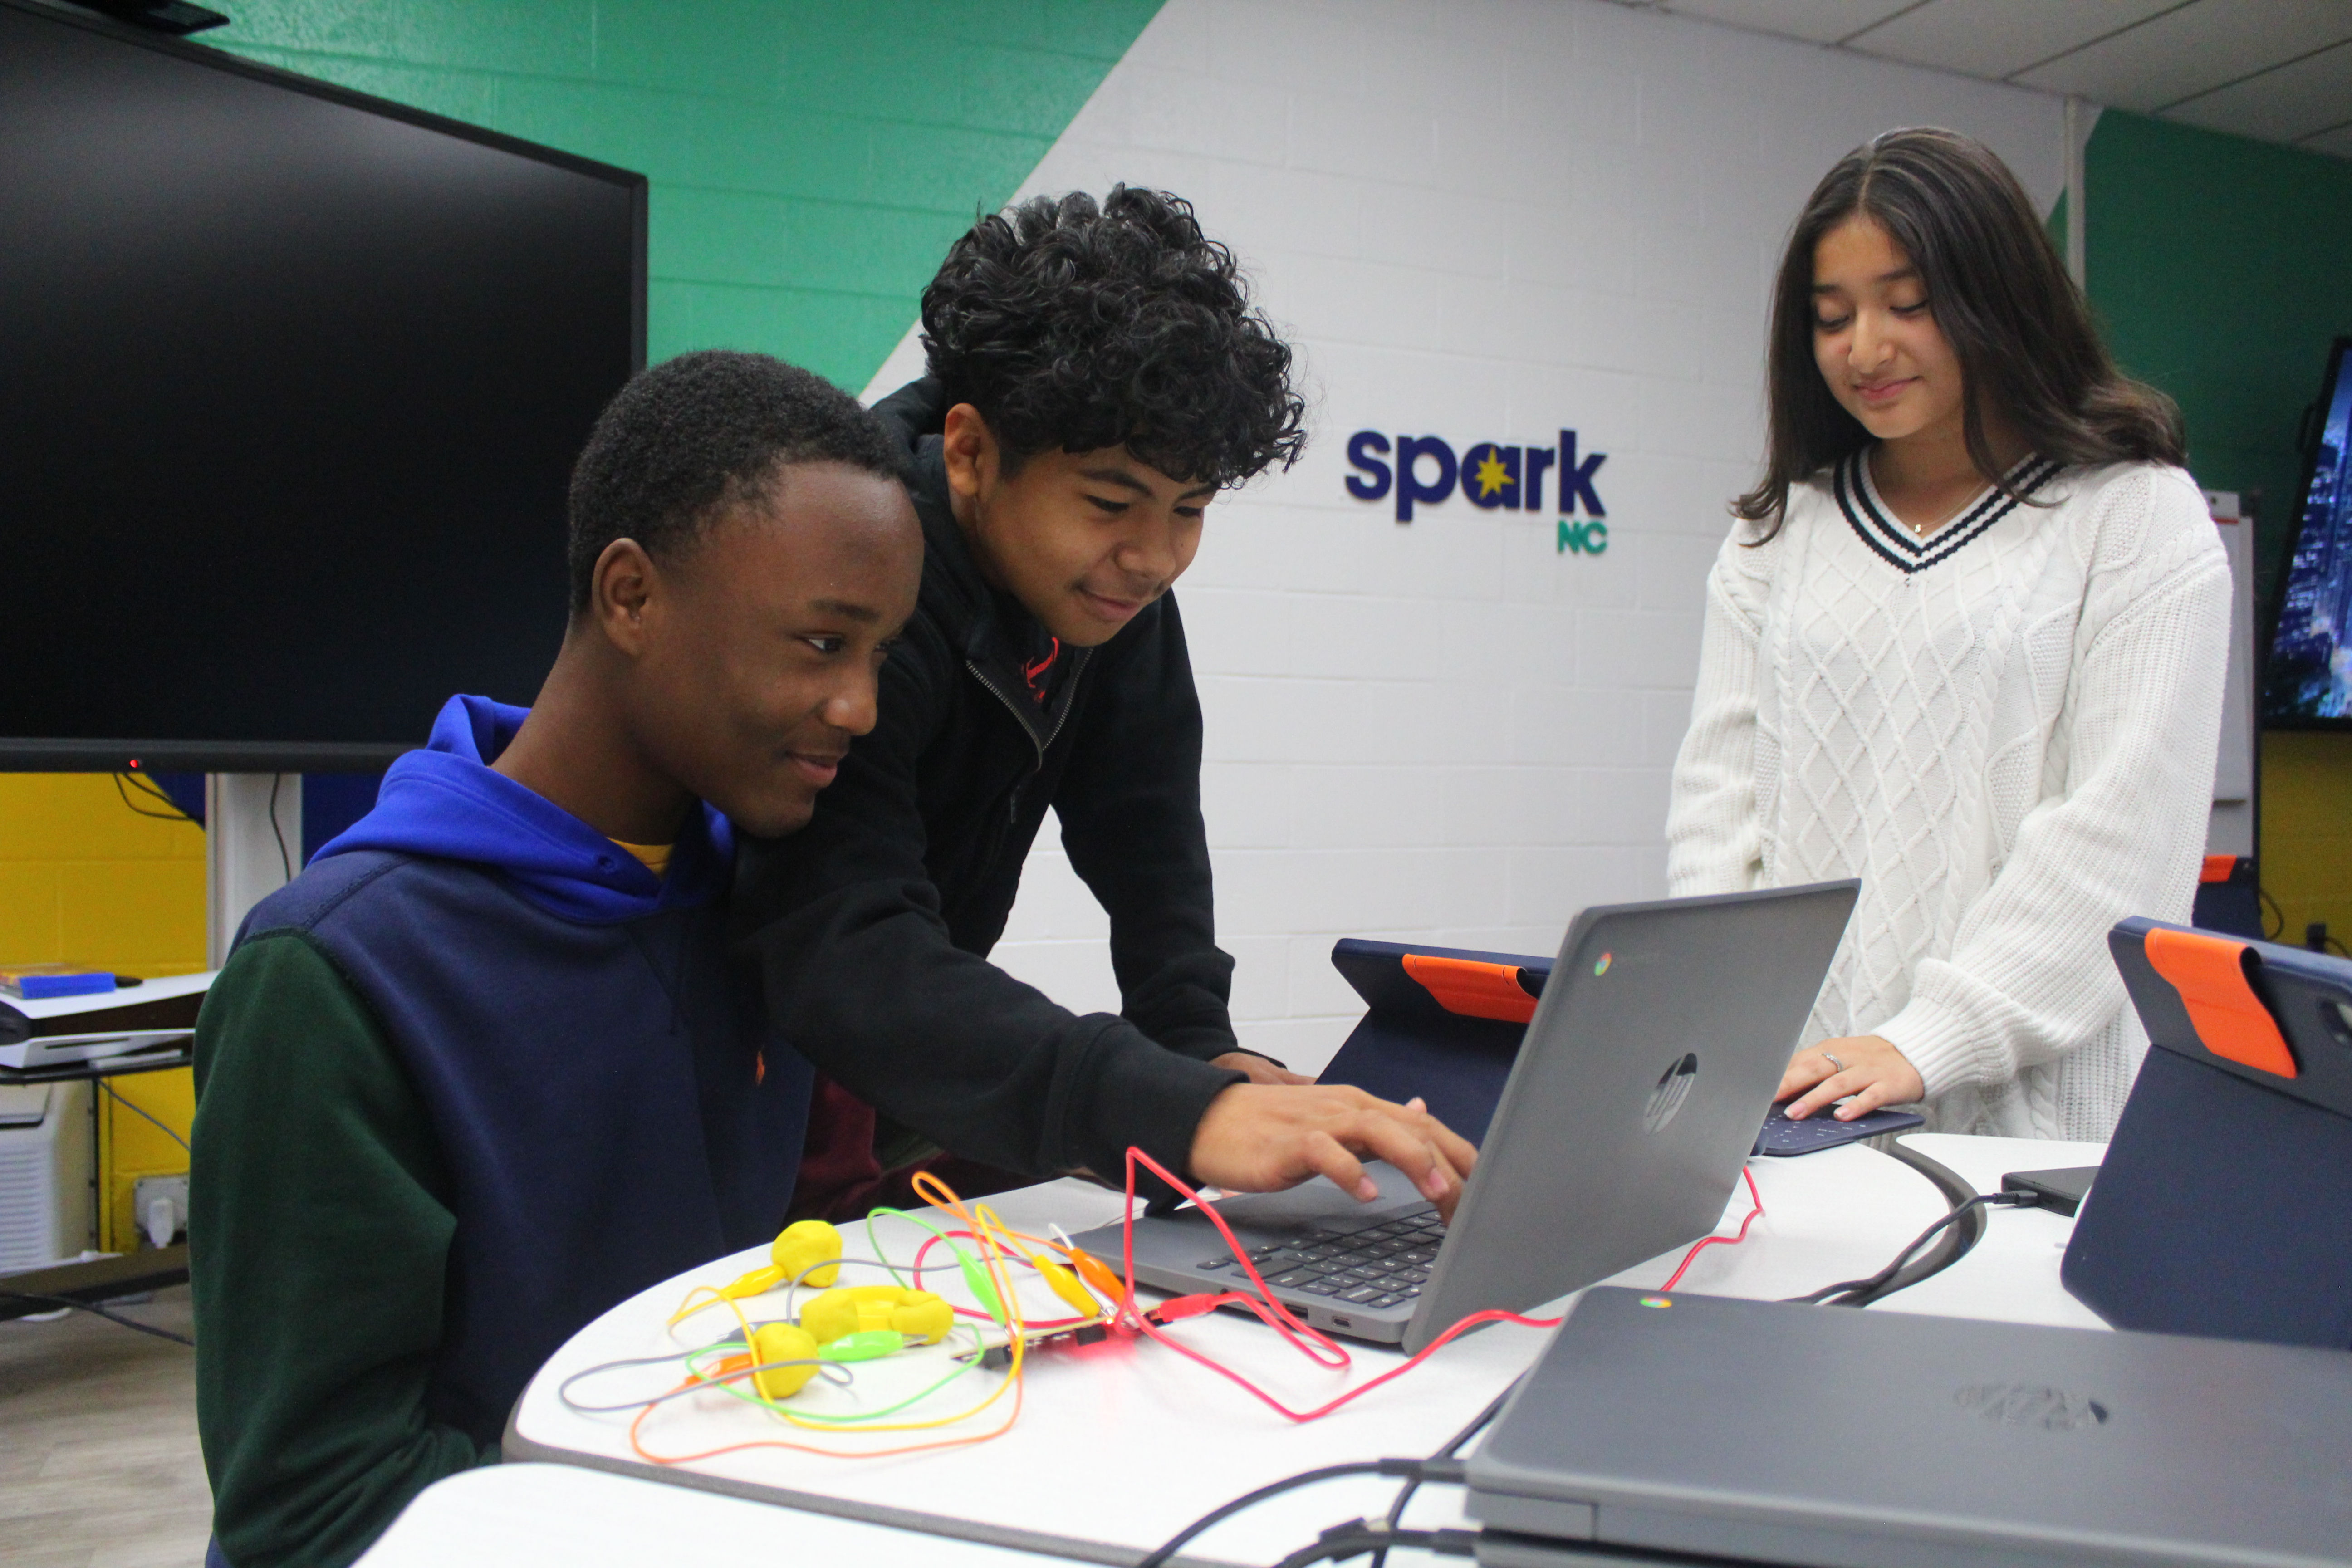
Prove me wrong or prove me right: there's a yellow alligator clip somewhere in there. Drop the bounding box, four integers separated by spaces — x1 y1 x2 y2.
1035 1254 1102 1319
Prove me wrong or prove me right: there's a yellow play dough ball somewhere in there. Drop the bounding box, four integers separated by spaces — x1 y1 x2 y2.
748 1322 821 1400
770 1220 842 1289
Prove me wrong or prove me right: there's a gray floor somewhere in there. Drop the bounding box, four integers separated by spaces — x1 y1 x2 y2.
0 1286 212 1568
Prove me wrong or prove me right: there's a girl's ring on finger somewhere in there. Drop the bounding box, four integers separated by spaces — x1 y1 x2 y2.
1821 1051 1845 1073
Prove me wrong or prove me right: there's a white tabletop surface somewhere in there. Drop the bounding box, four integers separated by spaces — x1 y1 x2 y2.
356 1463 1068 1565
496 1133 2107 1566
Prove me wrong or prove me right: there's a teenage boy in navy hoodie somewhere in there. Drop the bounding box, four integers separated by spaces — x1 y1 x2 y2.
188 353 922 1568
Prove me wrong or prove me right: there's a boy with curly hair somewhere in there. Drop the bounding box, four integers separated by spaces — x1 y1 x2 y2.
735 187 1477 1219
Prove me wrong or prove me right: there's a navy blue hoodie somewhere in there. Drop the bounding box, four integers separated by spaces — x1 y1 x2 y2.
237 695 813 1443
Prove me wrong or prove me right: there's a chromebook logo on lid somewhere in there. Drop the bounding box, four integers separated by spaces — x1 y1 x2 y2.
1593 952 1612 976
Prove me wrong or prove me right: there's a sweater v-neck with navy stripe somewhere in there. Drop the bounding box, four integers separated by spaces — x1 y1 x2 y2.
1831 448 2065 575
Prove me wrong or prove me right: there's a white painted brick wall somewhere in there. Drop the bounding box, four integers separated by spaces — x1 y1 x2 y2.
864 0 2066 1073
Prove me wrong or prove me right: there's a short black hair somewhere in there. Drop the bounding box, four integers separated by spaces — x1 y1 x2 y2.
919 186 1307 486
566 350 902 614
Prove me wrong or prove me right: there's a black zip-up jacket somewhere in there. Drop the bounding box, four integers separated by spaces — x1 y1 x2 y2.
730 378 1246 1184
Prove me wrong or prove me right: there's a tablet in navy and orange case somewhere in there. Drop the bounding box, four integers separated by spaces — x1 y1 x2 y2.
1314 937 1919 1155
1316 939 1547 1145
2065 918 2352 1349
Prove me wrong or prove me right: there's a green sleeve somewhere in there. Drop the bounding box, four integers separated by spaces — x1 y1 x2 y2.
191 931 493 1568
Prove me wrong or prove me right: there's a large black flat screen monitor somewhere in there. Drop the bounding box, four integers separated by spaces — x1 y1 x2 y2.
0 0 645 769
2265 337 2352 730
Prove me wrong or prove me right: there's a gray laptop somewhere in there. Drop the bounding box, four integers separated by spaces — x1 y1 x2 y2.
1470 1286 2352 1568
1067 882 1859 1355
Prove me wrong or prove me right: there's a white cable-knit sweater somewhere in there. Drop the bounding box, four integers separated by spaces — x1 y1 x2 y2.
1666 452 2231 1140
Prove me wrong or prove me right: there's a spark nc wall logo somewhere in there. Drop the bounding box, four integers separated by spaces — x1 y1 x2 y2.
1344 428 1610 554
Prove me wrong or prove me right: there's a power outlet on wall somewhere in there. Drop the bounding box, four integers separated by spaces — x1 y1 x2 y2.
133 1174 188 1249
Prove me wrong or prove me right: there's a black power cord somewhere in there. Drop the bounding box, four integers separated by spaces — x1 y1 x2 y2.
113 772 199 825
1838 1140 1998 1304
1135 1459 1460 1568
0 1290 193 1346
1786 1191 2034 1308
267 772 294 882
1372 1377 1519 1567
1138 1382 1518 1567
1274 1521 1479 1567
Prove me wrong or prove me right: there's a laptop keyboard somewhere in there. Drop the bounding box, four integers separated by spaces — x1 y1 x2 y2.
1751 1103 1926 1156
1195 1205 1445 1311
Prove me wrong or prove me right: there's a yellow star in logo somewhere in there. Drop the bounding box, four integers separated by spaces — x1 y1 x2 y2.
1472 450 1512 499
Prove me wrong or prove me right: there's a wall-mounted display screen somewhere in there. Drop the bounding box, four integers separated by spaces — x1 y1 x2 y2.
2265 338 2352 729
0 0 644 770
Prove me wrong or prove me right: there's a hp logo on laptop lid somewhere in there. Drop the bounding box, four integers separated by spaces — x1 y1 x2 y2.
1955 1382 2110 1432
1643 1053 1699 1132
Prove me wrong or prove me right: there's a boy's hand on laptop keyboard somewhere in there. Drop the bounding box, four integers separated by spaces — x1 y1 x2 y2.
1187 1085 1478 1220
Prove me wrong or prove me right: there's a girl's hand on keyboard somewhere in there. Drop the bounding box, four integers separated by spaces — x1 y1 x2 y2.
1779 1034 1924 1121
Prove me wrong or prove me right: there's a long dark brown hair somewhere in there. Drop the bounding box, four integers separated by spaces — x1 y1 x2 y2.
1735 127 2183 537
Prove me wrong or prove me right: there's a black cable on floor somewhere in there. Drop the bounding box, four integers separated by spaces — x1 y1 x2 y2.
0 1290 193 1346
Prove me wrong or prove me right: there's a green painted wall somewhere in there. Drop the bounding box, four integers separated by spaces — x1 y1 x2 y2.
2085 110 2352 597
2084 109 2352 945
204 0 1161 390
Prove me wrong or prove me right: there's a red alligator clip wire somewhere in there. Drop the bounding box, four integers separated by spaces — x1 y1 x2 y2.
1146 1293 1233 1325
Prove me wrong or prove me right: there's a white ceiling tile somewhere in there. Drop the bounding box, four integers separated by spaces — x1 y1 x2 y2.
1659 0 1922 47
2164 37 2352 142
2296 120 2352 157
2014 0 2352 112
1843 0 2183 81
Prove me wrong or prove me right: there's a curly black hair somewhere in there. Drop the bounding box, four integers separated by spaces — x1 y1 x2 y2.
919 186 1306 486
565 350 902 614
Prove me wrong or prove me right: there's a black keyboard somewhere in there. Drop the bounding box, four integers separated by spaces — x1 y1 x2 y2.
1752 1102 1925 1156
1196 1205 1444 1311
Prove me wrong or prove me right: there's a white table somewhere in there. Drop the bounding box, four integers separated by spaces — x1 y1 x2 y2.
497 1134 2105 1566
356 1463 1068 1565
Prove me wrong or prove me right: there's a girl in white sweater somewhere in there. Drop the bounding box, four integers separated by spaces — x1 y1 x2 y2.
1667 129 2230 1141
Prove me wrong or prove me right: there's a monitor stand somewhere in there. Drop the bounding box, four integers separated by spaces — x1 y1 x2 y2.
204 774 301 969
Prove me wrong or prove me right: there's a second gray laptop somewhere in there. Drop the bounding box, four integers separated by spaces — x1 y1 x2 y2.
1470 1286 2352 1568
1067 881 1859 1355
